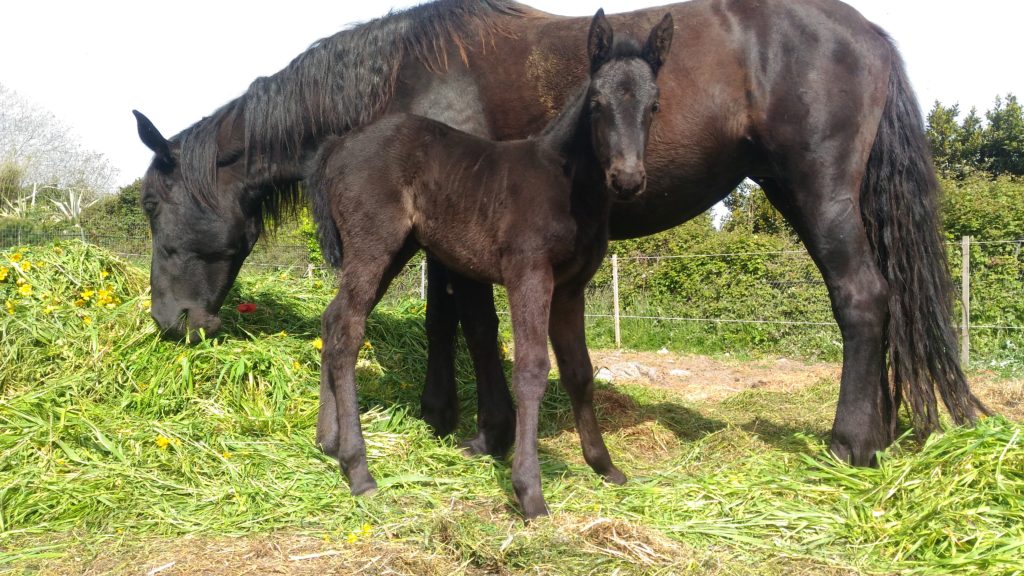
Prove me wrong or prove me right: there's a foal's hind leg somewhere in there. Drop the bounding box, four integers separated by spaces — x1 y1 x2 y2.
549 286 625 484
320 237 417 495
759 176 893 466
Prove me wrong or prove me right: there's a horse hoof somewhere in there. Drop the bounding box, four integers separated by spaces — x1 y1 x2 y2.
421 403 459 438
829 440 880 468
350 478 379 497
460 434 490 457
521 500 550 521
460 429 513 459
603 467 627 485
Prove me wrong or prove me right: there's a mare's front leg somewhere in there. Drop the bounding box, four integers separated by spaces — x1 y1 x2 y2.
549 286 625 484
505 264 555 519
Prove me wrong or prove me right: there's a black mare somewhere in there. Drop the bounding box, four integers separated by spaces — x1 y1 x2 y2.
134 0 986 473
305 11 671 517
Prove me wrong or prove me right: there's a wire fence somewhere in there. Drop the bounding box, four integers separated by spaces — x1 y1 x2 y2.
3 225 1022 365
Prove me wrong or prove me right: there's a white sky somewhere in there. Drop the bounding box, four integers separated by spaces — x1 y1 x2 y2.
1 1 1021 190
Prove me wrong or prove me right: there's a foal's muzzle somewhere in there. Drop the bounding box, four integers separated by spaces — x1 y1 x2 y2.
609 166 647 200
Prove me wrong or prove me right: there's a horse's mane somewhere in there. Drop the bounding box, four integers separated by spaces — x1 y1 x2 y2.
175 0 540 225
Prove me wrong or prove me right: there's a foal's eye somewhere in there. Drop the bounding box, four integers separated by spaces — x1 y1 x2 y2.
652 101 661 113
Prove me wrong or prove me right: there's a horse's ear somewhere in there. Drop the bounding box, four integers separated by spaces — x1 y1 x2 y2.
133 110 174 165
588 9 614 73
642 13 674 75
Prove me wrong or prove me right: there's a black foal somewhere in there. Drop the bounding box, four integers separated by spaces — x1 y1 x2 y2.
307 9 673 519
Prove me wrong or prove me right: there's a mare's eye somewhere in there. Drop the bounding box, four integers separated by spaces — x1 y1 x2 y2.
652 101 661 113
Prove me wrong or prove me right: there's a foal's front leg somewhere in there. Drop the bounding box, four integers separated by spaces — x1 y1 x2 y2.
549 286 625 484
505 265 555 519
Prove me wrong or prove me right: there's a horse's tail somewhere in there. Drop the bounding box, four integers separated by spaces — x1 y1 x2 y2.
859 28 989 436
305 143 343 269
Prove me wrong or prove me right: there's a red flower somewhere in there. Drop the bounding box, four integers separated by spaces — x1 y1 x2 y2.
236 303 257 314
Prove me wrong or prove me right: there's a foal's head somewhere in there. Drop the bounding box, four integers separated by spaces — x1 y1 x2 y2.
585 10 673 199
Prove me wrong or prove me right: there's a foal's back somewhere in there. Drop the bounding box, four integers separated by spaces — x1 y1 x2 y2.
311 113 577 286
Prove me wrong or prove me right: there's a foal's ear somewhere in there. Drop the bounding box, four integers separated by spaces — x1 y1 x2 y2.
588 8 614 73
642 13 674 74
133 110 174 166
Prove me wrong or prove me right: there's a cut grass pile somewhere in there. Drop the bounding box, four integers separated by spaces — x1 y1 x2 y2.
1 242 1022 575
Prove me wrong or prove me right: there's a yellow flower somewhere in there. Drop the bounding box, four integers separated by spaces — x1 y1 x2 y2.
312 337 323 351
221 451 231 459
80 290 94 300
18 284 32 297
43 306 56 315
4 300 14 314
362 340 373 350
19 261 31 272
54 247 64 256
9 253 22 263
155 435 171 449
292 361 302 371
360 523 372 536
278 330 287 337
74 299 86 308
101 270 109 279
83 316 92 326
0 267 8 282
346 532 358 544
16 278 24 286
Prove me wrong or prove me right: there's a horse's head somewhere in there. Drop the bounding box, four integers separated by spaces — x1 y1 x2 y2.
586 10 673 200
133 110 262 341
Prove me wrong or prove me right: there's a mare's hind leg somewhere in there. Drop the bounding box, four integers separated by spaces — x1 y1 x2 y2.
420 264 515 458
452 274 516 459
759 177 893 466
549 286 626 484
320 237 417 495
421 259 460 437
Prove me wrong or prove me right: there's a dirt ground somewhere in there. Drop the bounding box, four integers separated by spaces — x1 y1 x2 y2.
586 349 1023 421
588 349 1022 420
589 349 841 402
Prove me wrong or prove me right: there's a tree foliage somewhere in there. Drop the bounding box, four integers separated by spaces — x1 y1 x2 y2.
720 180 795 237
0 84 117 201
927 94 1024 179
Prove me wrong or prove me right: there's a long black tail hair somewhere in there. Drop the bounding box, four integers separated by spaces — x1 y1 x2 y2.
859 27 989 436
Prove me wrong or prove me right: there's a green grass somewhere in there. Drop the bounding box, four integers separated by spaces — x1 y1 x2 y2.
1 242 1022 575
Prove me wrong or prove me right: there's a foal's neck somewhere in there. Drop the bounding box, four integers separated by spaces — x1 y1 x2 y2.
538 84 591 164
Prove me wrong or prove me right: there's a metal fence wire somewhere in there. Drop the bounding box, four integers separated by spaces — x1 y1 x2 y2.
2 225 1021 364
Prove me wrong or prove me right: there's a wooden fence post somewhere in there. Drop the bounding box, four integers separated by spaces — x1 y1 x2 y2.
420 259 426 300
612 254 621 349
961 236 971 367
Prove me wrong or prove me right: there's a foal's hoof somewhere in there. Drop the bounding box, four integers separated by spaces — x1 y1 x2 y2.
349 477 379 497
602 466 628 486
519 498 550 521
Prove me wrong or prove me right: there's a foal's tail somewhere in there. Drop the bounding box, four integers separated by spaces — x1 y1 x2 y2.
859 28 988 437
305 143 344 268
